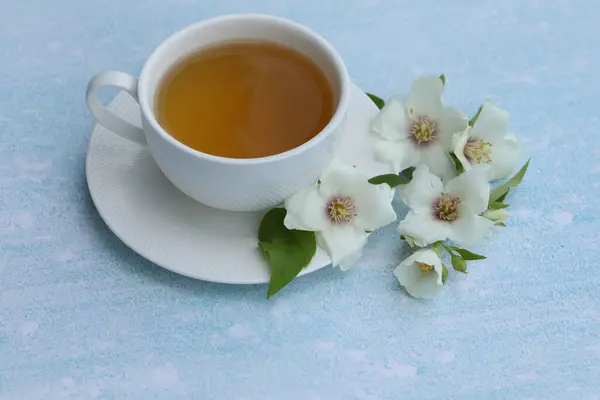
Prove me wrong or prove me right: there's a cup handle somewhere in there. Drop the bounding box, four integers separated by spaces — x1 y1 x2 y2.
86 71 146 145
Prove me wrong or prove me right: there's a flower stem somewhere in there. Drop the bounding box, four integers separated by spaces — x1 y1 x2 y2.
437 241 455 256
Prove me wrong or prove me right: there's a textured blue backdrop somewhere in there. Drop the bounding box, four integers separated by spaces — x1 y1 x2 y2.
1 0 599 399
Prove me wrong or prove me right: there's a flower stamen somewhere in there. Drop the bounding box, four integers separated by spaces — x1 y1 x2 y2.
432 193 460 222
416 262 434 275
326 196 357 224
464 137 493 164
410 116 438 145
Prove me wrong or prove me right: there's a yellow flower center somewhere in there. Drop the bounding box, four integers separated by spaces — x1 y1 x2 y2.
433 193 460 222
464 137 493 164
327 196 357 224
417 262 434 275
410 116 438 145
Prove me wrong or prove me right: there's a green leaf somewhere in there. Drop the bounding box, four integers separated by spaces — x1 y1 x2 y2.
439 74 446 85
497 222 507 227
489 201 510 210
366 93 385 110
496 189 510 202
258 208 287 242
469 105 483 127
442 264 448 284
449 152 465 175
489 159 531 205
368 173 409 187
399 166 415 182
508 159 531 187
368 167 415 187
258 208 317 298
490 187 510 206
451 255 468 273
449 246 486 261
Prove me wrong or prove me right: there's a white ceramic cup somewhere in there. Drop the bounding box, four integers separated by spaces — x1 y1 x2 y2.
86 14 350 212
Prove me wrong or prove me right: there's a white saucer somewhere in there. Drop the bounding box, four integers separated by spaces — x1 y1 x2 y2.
86 83 392 284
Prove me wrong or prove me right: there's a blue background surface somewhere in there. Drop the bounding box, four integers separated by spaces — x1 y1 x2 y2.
1 0 599 399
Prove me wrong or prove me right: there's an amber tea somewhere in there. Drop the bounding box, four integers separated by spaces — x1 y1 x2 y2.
156 40 335 158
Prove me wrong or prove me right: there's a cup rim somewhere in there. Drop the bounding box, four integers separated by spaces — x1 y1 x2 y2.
137 13 351 166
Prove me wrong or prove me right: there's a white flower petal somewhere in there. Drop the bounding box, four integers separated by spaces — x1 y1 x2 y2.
371 98 410 140
394 254 424 288
409 276 444 299
470 101 509 141
336 245 364 271
318 163 368 200
448 204 495 247
418 143 456 181
397 211 450 247
445 167 490 214
284 186 328 231
452 129 472 172
406 76 444 117
318 225 368 269
374 139 420 173
395 248 444 298
353 184 397 231
487 136 523 181
439 108 469 149
319 157 352 182
401 165 443 211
